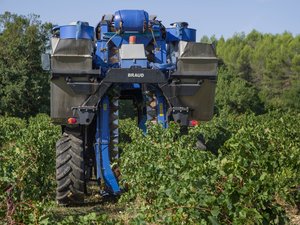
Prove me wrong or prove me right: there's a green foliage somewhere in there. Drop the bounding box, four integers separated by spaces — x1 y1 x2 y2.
51 212 118 225
0 114 60 224
0 12 52 117
216 68 264 114
282 80 300 109
119 99 136 119
0 112 299 224
200 35 217 45
0 116 26 145
119 112 299 224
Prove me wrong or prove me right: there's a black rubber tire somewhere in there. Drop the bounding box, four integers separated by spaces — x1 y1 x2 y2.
56 132 85 205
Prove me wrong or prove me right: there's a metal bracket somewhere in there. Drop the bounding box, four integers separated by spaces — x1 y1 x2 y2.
72 106 96 125
172 107 189 126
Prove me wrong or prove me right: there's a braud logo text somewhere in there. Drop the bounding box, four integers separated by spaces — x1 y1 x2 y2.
128 73 145 78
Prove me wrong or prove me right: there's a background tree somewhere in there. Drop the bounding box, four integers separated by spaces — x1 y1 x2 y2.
215 68 264 114
0 12 52 117
216 30 300 111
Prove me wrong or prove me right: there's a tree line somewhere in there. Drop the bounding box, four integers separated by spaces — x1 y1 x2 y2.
202 31 300 113
0 12 51 117
0 12 299 118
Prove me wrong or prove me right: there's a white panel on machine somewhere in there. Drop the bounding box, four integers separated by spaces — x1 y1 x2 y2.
119 44 146 59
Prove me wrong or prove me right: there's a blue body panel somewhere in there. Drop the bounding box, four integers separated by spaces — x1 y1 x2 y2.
138 114 147 133
96 41 108 66
166 27 196 42
94 96 121 194
114 10 149 33
94 120 103 181
154 40 167 64
59 23 94 40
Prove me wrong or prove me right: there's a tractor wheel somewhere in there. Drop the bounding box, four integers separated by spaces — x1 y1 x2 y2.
56 132 85 205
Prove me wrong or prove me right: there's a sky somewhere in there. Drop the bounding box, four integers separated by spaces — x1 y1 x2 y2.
0 0 299 39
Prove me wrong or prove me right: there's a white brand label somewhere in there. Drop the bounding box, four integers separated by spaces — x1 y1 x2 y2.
128 73 145 78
